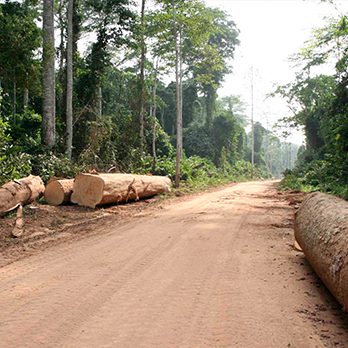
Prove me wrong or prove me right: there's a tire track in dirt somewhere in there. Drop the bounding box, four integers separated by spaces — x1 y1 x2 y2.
0 181 347 347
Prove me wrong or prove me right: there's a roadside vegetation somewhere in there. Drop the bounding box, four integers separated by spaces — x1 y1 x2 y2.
0 0 295 191
277 15 348 200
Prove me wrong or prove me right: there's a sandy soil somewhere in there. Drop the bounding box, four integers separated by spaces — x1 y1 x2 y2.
0 181 347 347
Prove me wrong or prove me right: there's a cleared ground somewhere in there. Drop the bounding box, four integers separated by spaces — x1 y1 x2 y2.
0 181 347 347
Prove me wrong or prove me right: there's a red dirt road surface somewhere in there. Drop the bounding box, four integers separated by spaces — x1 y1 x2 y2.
0 181 347 347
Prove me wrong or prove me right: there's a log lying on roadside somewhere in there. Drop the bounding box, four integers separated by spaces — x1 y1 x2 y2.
0 175 45 214
71 173 171 208
44 179 74 206
295 192 348 310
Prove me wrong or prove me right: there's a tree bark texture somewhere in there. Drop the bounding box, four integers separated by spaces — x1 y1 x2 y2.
152 62 158 163
139 0 146 155
66 0 74 159
42 0 56 147
295 192 348 310
173 2 182 188
23 88 29 110
44 179 74 206
71 173 171 208
0 175 45 214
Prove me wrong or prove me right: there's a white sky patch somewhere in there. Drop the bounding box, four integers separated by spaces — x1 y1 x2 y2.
205 0 348 145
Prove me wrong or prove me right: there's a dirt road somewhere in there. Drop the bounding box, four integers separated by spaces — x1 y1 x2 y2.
0 181 347 347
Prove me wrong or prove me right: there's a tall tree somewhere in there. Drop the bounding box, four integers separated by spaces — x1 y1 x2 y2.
66 0 73 159
188 7 239 127
172 0 183 188
0 1 41 116
42 0 56 147
139 0 146 155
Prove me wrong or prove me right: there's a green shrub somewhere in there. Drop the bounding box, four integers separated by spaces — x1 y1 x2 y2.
0 152 32 185
31 153 85 183
279 172 304 191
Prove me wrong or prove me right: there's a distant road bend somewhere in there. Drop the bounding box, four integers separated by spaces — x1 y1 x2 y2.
0 181 347 347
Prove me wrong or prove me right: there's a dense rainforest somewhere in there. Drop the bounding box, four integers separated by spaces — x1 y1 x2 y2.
0 0 302 190
279 14 348 199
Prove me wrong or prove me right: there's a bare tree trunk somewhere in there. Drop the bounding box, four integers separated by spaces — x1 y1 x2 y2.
174 5 183 188
66 0 73 159
23 88 29 110
13 80 16 122
139 0 146 155
58 0 66 124
152 60 158 164
42 0 56 148
96 85 102 118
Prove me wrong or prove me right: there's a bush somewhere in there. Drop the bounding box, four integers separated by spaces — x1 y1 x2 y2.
0 152 32 185
31 152 85 183
279 172 304 191
9 110 42 153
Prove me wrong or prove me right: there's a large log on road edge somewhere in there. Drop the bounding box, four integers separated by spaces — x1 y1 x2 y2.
0 175 45 214
71 173 172 208
44 179 74 206
295 192 348 310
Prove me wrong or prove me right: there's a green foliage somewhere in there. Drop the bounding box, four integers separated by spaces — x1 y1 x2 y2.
0 0 271 191
276 15 348 199
0 153 32 185
31 153 85 183
9 110 42 153
0 1 41 115
183 126 214 159
0 118 10 157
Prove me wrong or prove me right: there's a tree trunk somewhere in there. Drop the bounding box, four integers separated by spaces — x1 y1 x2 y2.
0 175 45 214
66 0 74 159
205 85 216 128
152 61 158 163
58 0 66 125
139 0 146 155
23 88 29 110
71 173 172 208
295 192 348 310
44 179 74 205
173 1 182 188
42 0 56 148
95 85 102 118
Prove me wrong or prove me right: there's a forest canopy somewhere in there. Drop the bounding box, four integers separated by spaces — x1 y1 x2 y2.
0 0 299 188
278 14 348 199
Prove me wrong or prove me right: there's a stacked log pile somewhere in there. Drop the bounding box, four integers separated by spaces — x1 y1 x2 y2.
295 192 348 310
0 173 171 237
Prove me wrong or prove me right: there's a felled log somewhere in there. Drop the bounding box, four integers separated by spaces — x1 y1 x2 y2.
0 175 45 214
295 192 348 310
71 173 171 208
44 179 74 206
